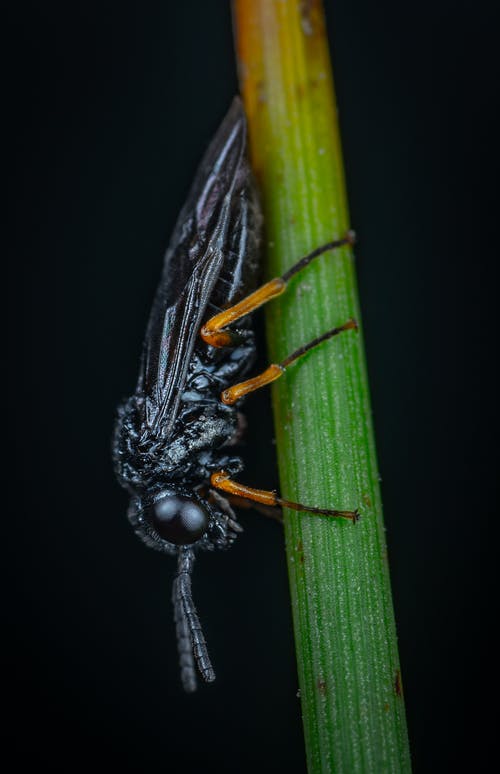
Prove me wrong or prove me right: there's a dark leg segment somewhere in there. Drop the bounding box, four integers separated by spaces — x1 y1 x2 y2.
174 549 215 691
281 230 356 283
281 318 358 368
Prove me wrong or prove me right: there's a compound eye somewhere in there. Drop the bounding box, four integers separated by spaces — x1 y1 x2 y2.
146 495 209 546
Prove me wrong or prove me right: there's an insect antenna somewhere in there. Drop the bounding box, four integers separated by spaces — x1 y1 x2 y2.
174 548 215 690
172 573 197 692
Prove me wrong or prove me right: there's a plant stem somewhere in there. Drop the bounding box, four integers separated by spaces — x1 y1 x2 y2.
233 1 411 771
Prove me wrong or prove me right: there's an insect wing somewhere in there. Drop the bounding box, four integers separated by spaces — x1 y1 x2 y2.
139 98 249 440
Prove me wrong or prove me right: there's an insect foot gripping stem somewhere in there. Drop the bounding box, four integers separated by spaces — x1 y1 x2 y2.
210 472 359 523
173 549 215 692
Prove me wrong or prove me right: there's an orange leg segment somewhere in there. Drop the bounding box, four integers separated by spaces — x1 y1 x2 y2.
221 363 284 405
221 318 358 405
201 278 286 347
210 471 359 523
200 231 356 348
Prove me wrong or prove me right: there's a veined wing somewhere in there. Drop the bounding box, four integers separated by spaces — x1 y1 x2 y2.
138 98 254 441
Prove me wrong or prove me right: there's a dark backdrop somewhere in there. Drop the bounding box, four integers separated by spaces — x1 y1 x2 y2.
6 2 496 772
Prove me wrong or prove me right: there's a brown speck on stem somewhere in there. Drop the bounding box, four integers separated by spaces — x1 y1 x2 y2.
394 669 403 697
296 539 305 564
299 0 314 35
317 678 327 695
362 493 372 508
256 79 266 104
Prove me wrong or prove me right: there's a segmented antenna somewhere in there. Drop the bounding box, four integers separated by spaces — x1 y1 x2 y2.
172 573 197 693
173 548 215 691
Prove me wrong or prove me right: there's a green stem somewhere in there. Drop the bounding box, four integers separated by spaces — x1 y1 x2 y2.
233 1 411 771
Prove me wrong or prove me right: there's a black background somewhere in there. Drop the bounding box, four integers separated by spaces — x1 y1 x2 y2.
6 1 497 771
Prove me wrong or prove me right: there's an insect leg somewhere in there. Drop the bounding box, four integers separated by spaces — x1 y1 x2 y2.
220 318 358 405
210 471 359 523
213 490 284 523
175 549 215 688
200 231 356 348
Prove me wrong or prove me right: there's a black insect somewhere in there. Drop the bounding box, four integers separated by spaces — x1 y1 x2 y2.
113 97 358 692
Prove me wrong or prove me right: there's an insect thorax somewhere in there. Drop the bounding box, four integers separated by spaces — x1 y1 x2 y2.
113 392 242 495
